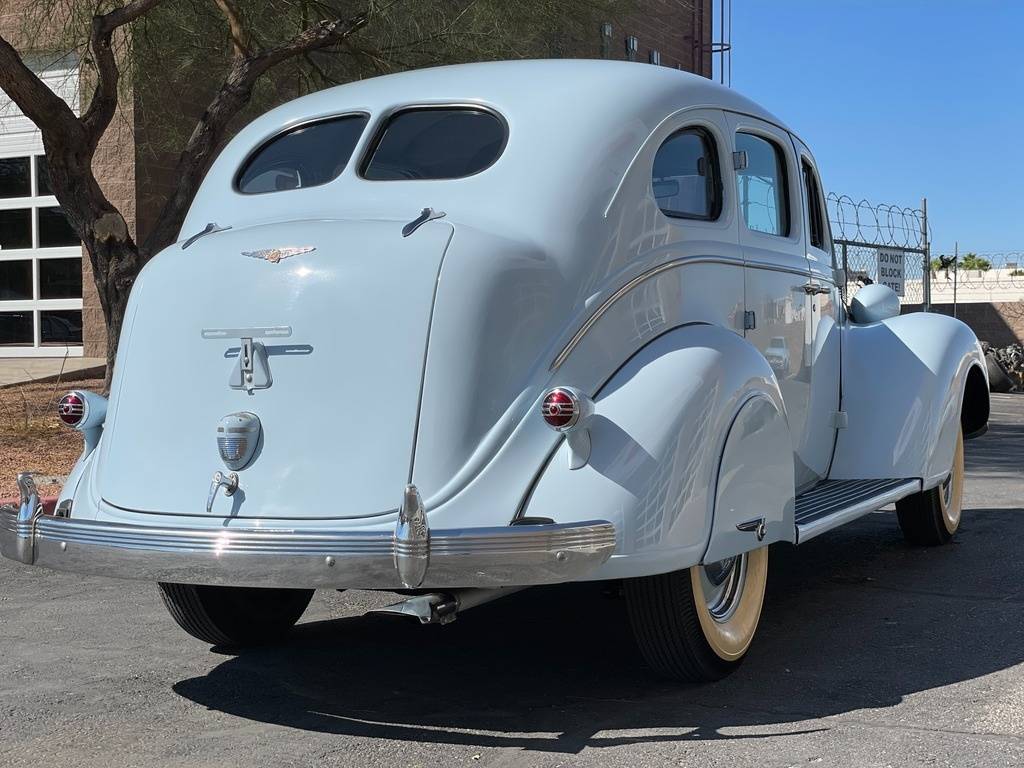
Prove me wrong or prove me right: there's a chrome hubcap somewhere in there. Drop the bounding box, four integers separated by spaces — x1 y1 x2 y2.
941 472 953 509
700 553 747 622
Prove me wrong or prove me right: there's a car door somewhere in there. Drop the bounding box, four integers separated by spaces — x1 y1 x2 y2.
725 112 832 490
792 137 842 486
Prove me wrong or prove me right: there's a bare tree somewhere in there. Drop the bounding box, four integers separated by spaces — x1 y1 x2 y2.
0 0 630 389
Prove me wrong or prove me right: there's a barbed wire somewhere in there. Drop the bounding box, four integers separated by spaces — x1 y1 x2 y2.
826 192 927 250
930 252 1024 291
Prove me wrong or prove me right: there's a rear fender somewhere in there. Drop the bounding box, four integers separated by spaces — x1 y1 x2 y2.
522 324 795 580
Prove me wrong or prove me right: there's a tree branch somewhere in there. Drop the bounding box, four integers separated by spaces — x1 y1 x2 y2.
0 36 83 144
141 9 371 256
212 0 251 59
82 0 168 146
246 12 370 76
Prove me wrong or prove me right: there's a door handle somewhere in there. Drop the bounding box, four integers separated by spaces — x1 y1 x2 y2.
802 282 831 295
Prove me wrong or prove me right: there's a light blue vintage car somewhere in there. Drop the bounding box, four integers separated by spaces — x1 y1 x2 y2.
1 61 990 682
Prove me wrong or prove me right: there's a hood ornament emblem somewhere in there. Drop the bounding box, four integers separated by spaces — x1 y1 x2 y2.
243 246 315 263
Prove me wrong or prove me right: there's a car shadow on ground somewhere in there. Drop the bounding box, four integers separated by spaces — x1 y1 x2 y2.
174 503 1024 753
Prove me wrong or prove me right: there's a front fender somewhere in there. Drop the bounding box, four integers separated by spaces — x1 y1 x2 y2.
830 312 988 488
523 324 795 580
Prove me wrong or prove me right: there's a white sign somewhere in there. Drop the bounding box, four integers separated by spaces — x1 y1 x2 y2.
876 247 905 297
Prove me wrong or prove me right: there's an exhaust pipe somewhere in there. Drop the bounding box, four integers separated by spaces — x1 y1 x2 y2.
369 587 526 625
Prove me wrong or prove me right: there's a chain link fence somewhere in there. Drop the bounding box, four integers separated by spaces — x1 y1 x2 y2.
827 193 929 305
929 252 1024 304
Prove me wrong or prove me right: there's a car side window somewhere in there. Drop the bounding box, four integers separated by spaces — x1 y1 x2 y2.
802 159 827 250
236 114 369 195
651 127 721 220
736 132 789 237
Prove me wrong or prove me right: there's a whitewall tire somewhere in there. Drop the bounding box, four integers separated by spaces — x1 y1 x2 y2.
896 428 965 546
624 547 769 682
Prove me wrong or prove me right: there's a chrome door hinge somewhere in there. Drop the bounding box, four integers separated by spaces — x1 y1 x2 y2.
736 517 767 541
743 310 756 331
831 411 848 429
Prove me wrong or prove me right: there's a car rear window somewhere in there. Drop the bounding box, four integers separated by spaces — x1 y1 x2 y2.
361 108 506 180
236 114 369 194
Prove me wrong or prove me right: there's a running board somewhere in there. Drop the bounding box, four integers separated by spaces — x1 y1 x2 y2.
795 478 921 543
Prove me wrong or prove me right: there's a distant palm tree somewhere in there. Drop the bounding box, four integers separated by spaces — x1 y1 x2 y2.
960 253 991 271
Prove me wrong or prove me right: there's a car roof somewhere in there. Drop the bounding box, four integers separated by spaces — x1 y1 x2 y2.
269 59 789 130
183 60 795 240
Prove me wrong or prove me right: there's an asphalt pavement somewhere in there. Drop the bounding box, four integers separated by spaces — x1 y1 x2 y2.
2 394 1022 767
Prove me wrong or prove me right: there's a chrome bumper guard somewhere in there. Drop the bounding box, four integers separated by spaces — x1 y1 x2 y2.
0 476 616 589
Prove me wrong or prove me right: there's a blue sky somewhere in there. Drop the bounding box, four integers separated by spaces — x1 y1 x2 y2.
723 0 1023 254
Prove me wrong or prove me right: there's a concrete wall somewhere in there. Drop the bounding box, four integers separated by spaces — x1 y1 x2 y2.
902 302 1024 347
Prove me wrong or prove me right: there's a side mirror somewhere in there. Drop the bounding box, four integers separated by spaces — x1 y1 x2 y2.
850 284 900 324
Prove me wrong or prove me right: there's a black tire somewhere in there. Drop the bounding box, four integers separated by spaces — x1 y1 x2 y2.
158 583 314 646
986 352 1013 393
624 547 768 683
897 428 964 546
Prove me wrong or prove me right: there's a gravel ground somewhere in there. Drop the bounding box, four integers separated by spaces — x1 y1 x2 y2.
1 395 1022 768
0 378 97 499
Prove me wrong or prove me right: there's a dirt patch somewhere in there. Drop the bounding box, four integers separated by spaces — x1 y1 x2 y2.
0 379 101 500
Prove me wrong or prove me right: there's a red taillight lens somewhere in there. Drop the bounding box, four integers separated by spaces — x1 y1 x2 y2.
57 392 86 427
541 388 579 431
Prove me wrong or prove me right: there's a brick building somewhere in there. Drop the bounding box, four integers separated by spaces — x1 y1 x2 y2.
0 1 712 359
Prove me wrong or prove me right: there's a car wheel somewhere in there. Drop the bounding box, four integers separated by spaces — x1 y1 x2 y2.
896 428 965 546
624 546 768 682
158 583 314 646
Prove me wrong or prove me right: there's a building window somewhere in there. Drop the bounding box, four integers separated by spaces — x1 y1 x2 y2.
40 309 82 345
652 127 722 221
736 133 790 237
649 49 661 66
0 157 30 198
38 258 82 300
0 208 32 249
0 153 84 354
0 260 32 301
626 35 639 62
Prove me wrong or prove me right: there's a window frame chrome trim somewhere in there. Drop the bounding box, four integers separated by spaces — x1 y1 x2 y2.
550 255 819 371
232 111 371 196
356 102 510 182
652 124 724 222
734 129 792 239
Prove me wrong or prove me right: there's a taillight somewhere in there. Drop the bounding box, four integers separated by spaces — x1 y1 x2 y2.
541 387 591 432
58 392 87 427
56 389 107 434
540 387 595 469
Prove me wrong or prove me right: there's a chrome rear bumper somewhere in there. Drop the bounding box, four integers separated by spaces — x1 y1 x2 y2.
0 475 615 589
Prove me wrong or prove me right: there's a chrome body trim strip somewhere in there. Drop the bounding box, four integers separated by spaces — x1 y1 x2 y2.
550 255 745 371
0 506 616 590
550 255 826 371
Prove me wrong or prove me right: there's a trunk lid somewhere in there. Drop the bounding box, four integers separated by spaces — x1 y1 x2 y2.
98 218 452 519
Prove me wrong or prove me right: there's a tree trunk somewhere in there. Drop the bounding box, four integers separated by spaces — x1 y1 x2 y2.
90 237 140 393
